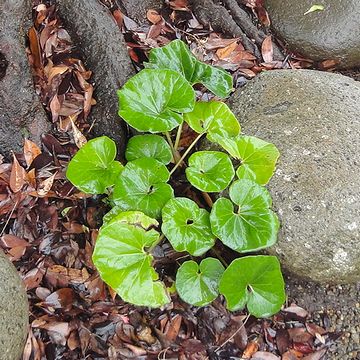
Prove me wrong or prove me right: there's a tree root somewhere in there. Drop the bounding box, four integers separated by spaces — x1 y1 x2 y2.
189 0 284 61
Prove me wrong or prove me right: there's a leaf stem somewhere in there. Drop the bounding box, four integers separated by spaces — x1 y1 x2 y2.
164 131 181 163
201 191 213 207
169 133 203 176
174 122 183 152
149 234 165 254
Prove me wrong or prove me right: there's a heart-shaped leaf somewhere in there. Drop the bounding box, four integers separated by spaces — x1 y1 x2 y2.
184 101 241 141
112 158 174 219
66 136 123 194
125 134 173 165
145 40 233 98
216 136 280 185
92 211 170 308
162 197 215 256
186 151 235 192
176 258 224 306
210 179 279 252
219 256 285 317
118 69 195 133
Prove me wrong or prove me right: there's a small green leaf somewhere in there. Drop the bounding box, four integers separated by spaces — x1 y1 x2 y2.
93 211 170 308
146 40 233 98
219 256 285 317
176 258 224 306
112 158 174 219
162 197 215 256
125 135 173 165
304 4 324 15
118 69 195 133
184 101 240 141
210 179 279 253
66 136 123 194
216 136 279 185
186 151 235 192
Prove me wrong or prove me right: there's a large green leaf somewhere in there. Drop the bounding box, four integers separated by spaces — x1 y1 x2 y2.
219 256 285 317
176 258 224 306
161 197 215 256
216 135 280 185
66 136 123 194
184 101 240 141
210 179 279 253
112 158 174 219
186 151 235 192
146 40 233 98
92 211 170 308
117 69 195 133
125 134 173 165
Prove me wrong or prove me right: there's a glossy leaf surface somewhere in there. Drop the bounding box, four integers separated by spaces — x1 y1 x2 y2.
217 135 280 185
112 158 173 219
66 136 123 194
118 69 195 133
146 40 233 98
186 151 235 192
219 256 285 317
184 101 240 141
125 134 172 164
93 211 170 308
210 179 279 252
176 258 224 306
162 197 215 256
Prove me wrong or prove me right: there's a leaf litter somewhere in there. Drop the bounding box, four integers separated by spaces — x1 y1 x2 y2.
0 0 343 359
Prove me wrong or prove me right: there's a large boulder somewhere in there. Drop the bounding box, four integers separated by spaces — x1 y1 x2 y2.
265 0 360 69
228 70 360 284
0 0 50 157
0 250 28 360
58 0 135 155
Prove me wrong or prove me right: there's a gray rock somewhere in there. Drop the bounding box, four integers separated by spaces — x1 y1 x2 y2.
265 0 360 69
58 0 135 155
228 70 360 283
0 250 28 360
0 0 50 158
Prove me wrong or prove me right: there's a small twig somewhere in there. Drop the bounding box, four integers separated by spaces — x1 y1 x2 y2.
215 313 251 352
169 133 203 176
174 122 183 152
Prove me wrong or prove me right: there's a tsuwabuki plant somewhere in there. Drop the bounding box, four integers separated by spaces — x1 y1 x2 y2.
66 40 285 317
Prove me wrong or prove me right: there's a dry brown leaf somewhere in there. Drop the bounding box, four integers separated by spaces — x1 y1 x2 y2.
113 9 124 28
242 340 259 358
24 139 42 168
147 9 162 24
70 118 87 148
252 351 280 359
261 35 273 63
28 27 42 70
10 154 26 193
216 41 238 60
50 95 61 122
37 172 57 197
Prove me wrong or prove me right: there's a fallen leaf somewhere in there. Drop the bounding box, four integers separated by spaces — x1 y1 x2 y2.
147 9 162 24
70 117 87 148
251 351 280 359
261 36 273 63
302 348 327 360
37 172 57 197
24 139 42 168
10 154 26 193
243 341 259 358
304 5 325 15
28 27 42 70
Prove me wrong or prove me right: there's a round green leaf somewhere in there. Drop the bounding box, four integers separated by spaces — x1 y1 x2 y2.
186 151 235 192
125 135 172 165
216 135 280 185
92 211 170 308
176 258 224 306
145 39 233 98
162 197 215 256
219 256 285 317
210 179 279 252
184 101 240 140
112 158 174 219
117 69 195 133
66 136 123 194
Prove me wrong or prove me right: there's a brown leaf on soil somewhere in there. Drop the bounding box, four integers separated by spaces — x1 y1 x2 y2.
37 172 57 197
283 304 309 319
288 328 313 343
10 154 26 193
70 118 87 148
169 0 189 11
261 36 273 63
28 27 42 70
216 41 238 59
0 234 29 248
24 139 42 168
243 340 259 358
112 9 124 29
42 288 75 310
276 328 290 354
252 351 280 359
302 348 327 360
147 9 162 24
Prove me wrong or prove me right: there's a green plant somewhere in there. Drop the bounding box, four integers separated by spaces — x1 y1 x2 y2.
66 40 285 317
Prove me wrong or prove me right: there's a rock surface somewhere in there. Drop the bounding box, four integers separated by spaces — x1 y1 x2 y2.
58 0 135 155
121 0 163 25
265 0 360 69
229 70 360 283
0 250 28 360
0 0 50 157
